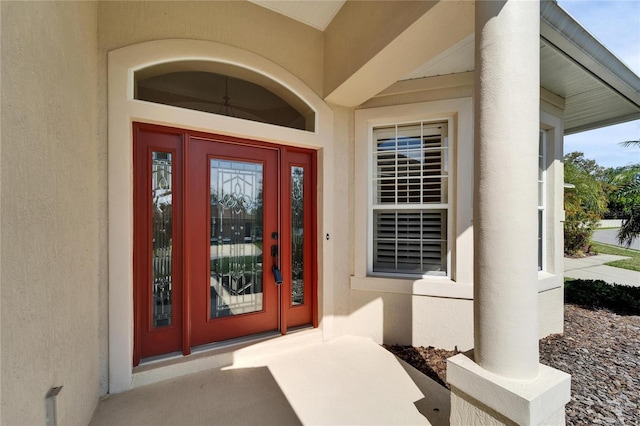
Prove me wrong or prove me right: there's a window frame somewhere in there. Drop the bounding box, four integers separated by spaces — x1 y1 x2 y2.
538 130 547 272
537 108 565 294
353 98 474 298
367 120 453 278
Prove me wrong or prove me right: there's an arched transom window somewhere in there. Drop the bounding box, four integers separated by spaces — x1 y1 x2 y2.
135 61 315 131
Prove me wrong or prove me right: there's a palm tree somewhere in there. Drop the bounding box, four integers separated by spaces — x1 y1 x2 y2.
620 140 640 148
615 140 640 247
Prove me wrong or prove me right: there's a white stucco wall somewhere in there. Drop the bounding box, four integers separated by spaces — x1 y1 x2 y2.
328 104 354 338
349 290 475 350
97 1 324 96
347 285 563 351
538 287 564 338
1 2 100 424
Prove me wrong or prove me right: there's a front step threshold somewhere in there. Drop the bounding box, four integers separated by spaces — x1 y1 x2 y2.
132 328 322 388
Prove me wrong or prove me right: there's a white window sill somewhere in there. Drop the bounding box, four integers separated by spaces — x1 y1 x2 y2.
537 271 563 292
350 275 473 299
351 272 563 299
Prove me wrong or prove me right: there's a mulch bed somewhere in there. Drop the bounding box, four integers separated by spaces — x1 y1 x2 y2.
383 344 458 389
385 304 640 425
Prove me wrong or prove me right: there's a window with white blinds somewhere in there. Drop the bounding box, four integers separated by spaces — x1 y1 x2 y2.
372 122 449 276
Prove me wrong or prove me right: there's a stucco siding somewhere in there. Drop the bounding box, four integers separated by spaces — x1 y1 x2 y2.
1 2 100 424
348 290 475 351
348 286 564 352
538 286 565 338
327 104 353 337
97 0 324 96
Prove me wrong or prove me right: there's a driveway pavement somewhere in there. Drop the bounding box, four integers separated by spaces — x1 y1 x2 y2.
593 228 640 251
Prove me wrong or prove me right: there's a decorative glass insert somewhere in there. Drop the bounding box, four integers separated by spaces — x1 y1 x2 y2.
135 62 315 131
152 151 173 328
291 166 305 305
209 159 264 318
372 122 449 276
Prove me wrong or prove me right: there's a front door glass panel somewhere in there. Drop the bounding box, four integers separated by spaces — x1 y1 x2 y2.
152 151 173 328
291 166 304 305
209 159 264 319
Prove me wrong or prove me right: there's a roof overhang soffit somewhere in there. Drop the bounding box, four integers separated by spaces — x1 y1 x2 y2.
540 1 640 109
540 1 640 134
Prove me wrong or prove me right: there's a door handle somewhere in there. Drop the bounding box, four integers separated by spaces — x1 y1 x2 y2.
272 265 283 285
270 243 282 284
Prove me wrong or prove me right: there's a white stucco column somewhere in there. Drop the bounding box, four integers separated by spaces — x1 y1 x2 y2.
447 1 571 424
473 0 540 379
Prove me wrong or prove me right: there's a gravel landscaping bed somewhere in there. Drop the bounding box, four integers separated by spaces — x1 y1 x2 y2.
386 304 640 425
541 304 640 425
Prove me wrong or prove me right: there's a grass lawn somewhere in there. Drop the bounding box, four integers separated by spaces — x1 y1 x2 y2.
591 241 640 272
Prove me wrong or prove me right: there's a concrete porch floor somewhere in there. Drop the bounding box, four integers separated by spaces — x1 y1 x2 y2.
90 335 450 425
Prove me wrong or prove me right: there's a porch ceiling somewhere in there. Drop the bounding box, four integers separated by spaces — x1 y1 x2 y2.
250 0 640 135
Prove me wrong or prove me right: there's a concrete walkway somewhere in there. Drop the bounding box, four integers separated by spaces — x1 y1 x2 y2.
564 254 640 287
564 228 639 287
90 335 450 426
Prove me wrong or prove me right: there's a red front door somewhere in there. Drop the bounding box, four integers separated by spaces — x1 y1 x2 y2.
133 123 316 365
187 136 279 346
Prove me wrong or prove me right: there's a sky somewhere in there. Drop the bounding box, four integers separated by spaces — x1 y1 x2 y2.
558 0 640 169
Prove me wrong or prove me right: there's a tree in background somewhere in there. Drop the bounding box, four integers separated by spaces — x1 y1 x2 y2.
611 140 640 247
604 165 634 219
564 152 608 256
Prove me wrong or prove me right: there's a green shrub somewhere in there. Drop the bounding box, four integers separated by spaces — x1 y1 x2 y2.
564 279 640 315
563 153 608 256
563 217 599 256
